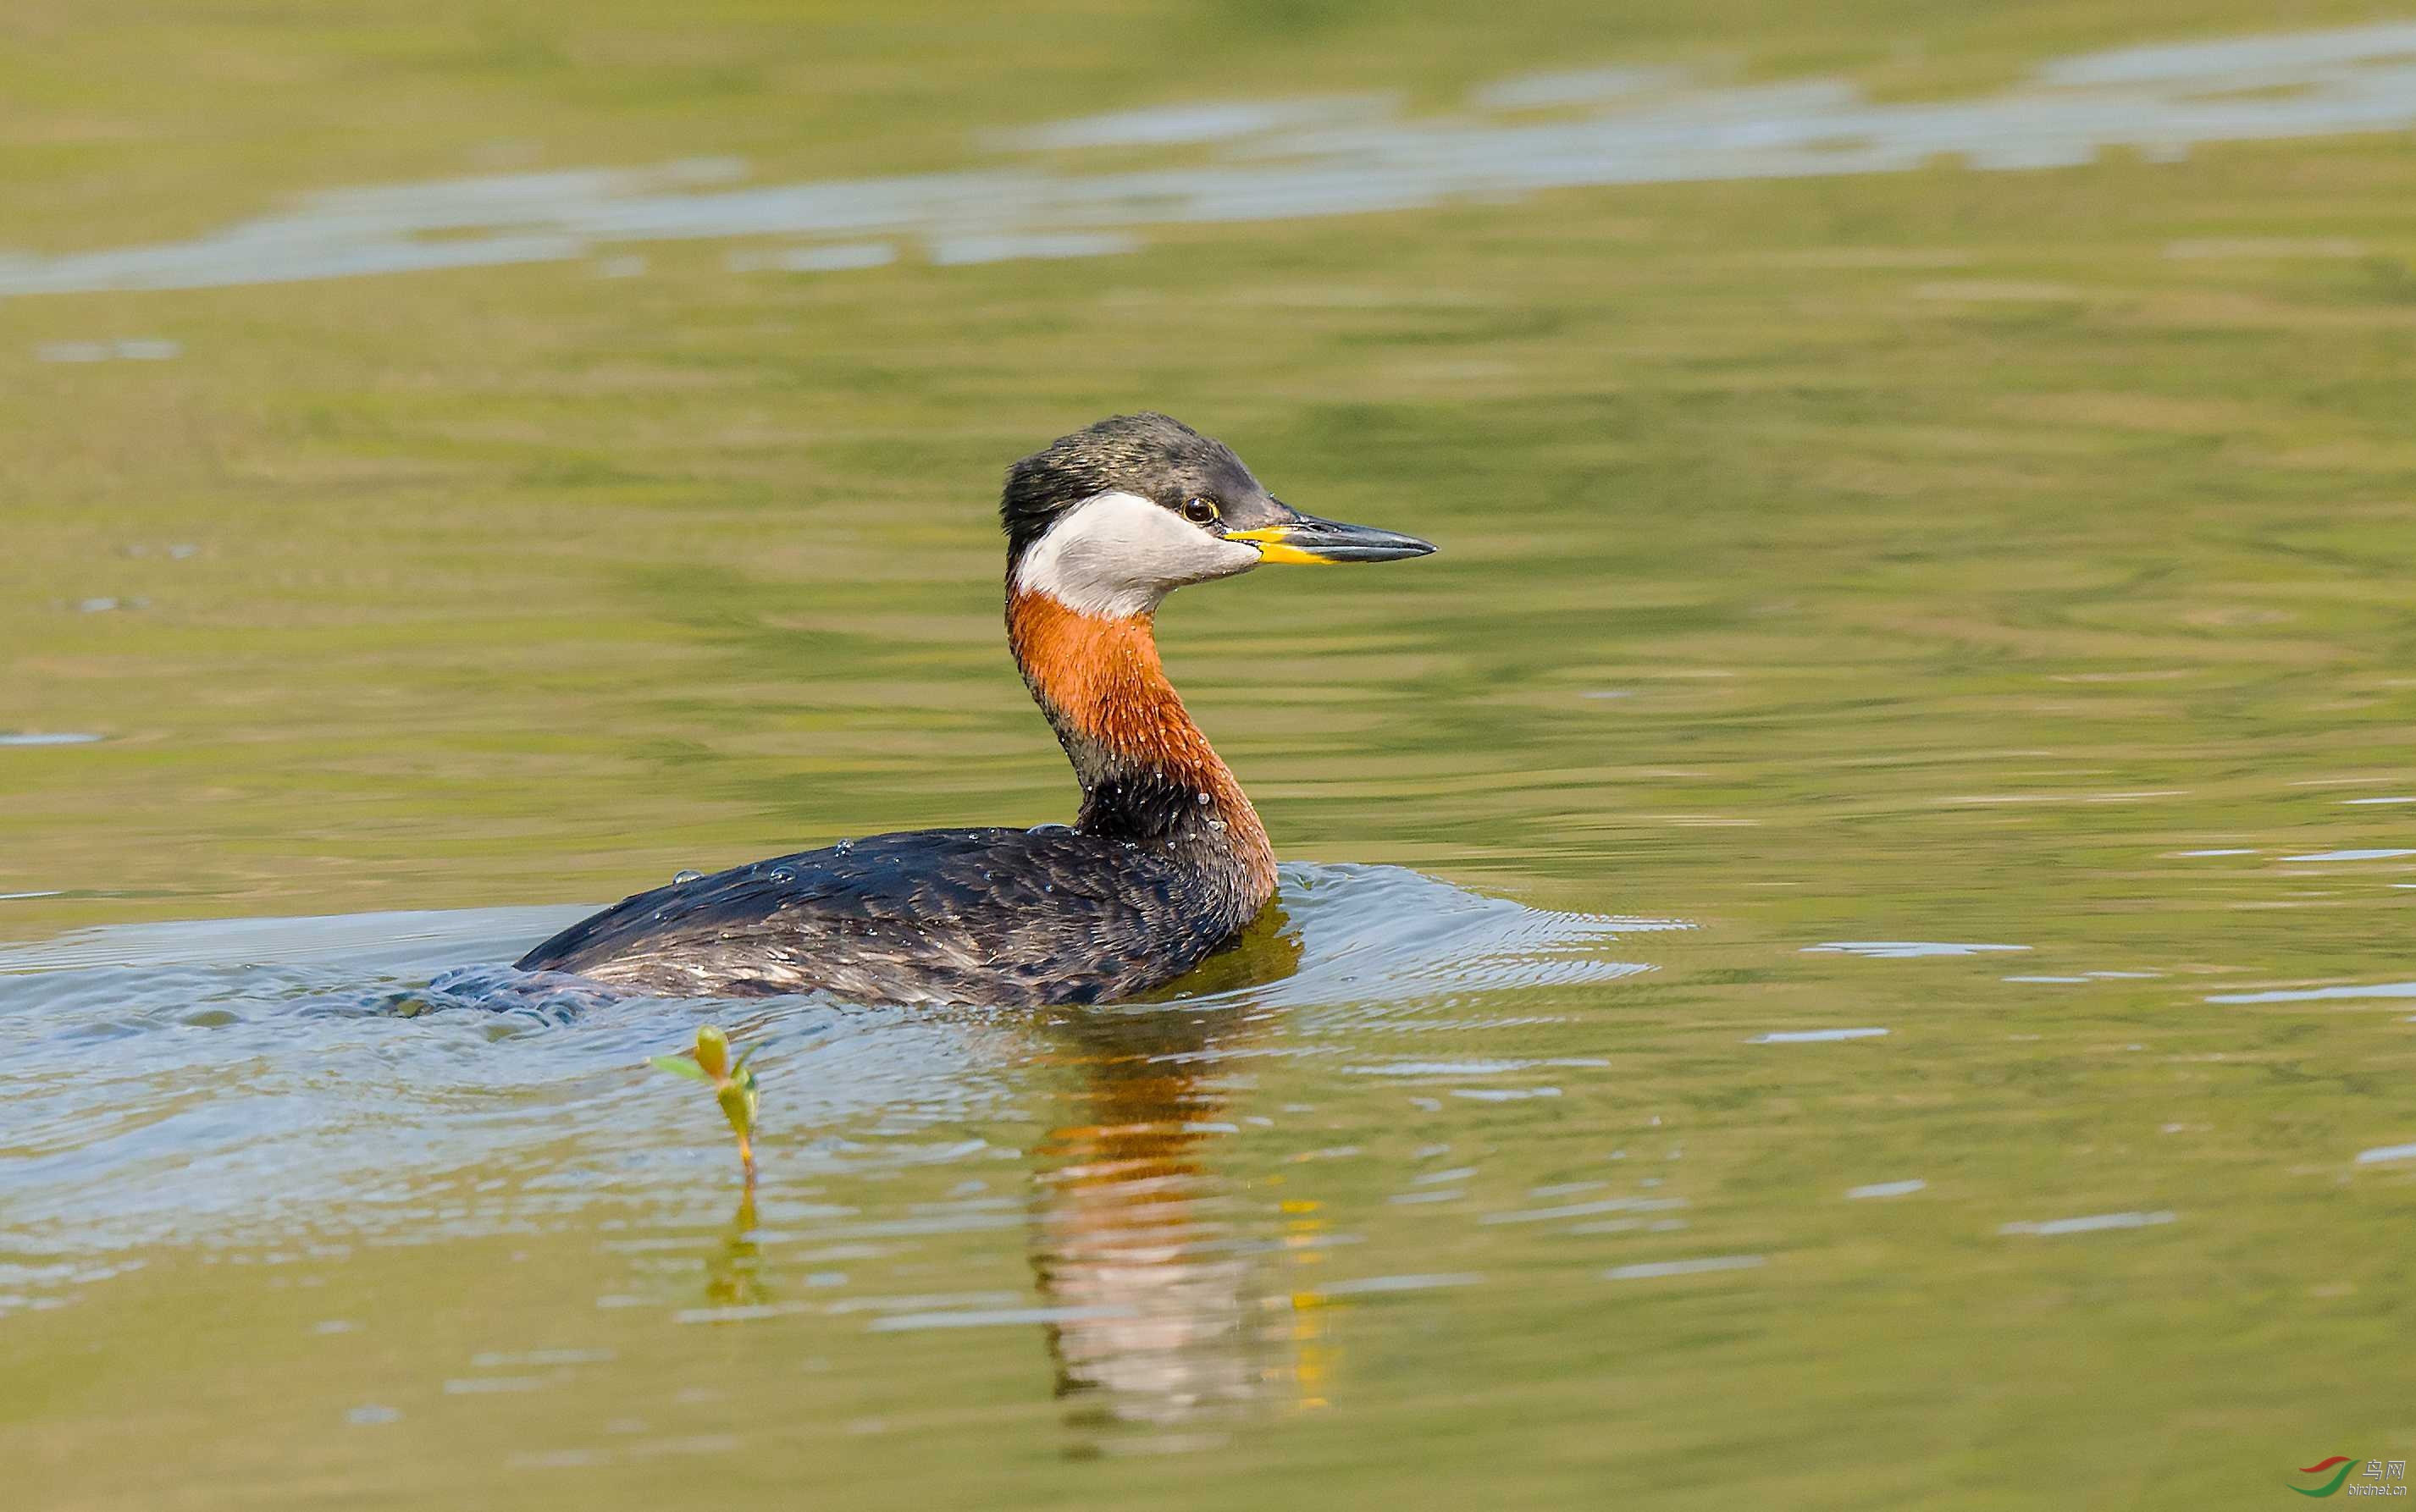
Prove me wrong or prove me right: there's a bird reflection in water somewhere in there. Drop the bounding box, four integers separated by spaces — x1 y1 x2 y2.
1026 908 1326 1449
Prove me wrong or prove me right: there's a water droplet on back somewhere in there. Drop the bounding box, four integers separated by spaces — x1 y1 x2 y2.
1196 791 1213 805
832 838 855 855
672 869 704 886
768 867 794 884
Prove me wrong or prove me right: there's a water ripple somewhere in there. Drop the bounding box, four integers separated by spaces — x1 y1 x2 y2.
7 23 2416 297
0 864 1663 1285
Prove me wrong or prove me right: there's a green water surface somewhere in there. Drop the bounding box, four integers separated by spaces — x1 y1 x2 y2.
4 3 2416 1507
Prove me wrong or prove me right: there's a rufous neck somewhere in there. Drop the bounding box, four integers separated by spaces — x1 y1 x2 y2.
1006 588 1275 902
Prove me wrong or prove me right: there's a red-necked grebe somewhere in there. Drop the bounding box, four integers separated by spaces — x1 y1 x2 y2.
514 413 1435 1005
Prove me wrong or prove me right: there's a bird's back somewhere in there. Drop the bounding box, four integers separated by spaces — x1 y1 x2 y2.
513 826 1245 1006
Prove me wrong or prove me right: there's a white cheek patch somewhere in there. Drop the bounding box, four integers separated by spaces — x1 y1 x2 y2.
1014 489 1263 618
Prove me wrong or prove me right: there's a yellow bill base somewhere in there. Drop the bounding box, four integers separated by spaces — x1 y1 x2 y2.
1224 526 1338 565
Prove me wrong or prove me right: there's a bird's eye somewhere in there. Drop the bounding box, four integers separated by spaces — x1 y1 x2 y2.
1182 497 1220 525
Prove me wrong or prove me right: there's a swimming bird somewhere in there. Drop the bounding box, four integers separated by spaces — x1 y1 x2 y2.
513 413 1434 1006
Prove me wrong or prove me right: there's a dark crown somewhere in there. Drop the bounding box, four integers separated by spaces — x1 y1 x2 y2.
1000 413 1260 562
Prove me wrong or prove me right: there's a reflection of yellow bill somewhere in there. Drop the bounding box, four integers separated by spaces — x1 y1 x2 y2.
1279 1192 1335 1411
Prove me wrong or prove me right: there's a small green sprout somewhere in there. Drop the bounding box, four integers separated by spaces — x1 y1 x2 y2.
651 1024 761 1184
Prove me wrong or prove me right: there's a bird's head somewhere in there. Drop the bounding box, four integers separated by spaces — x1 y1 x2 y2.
1002 413 1434 619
